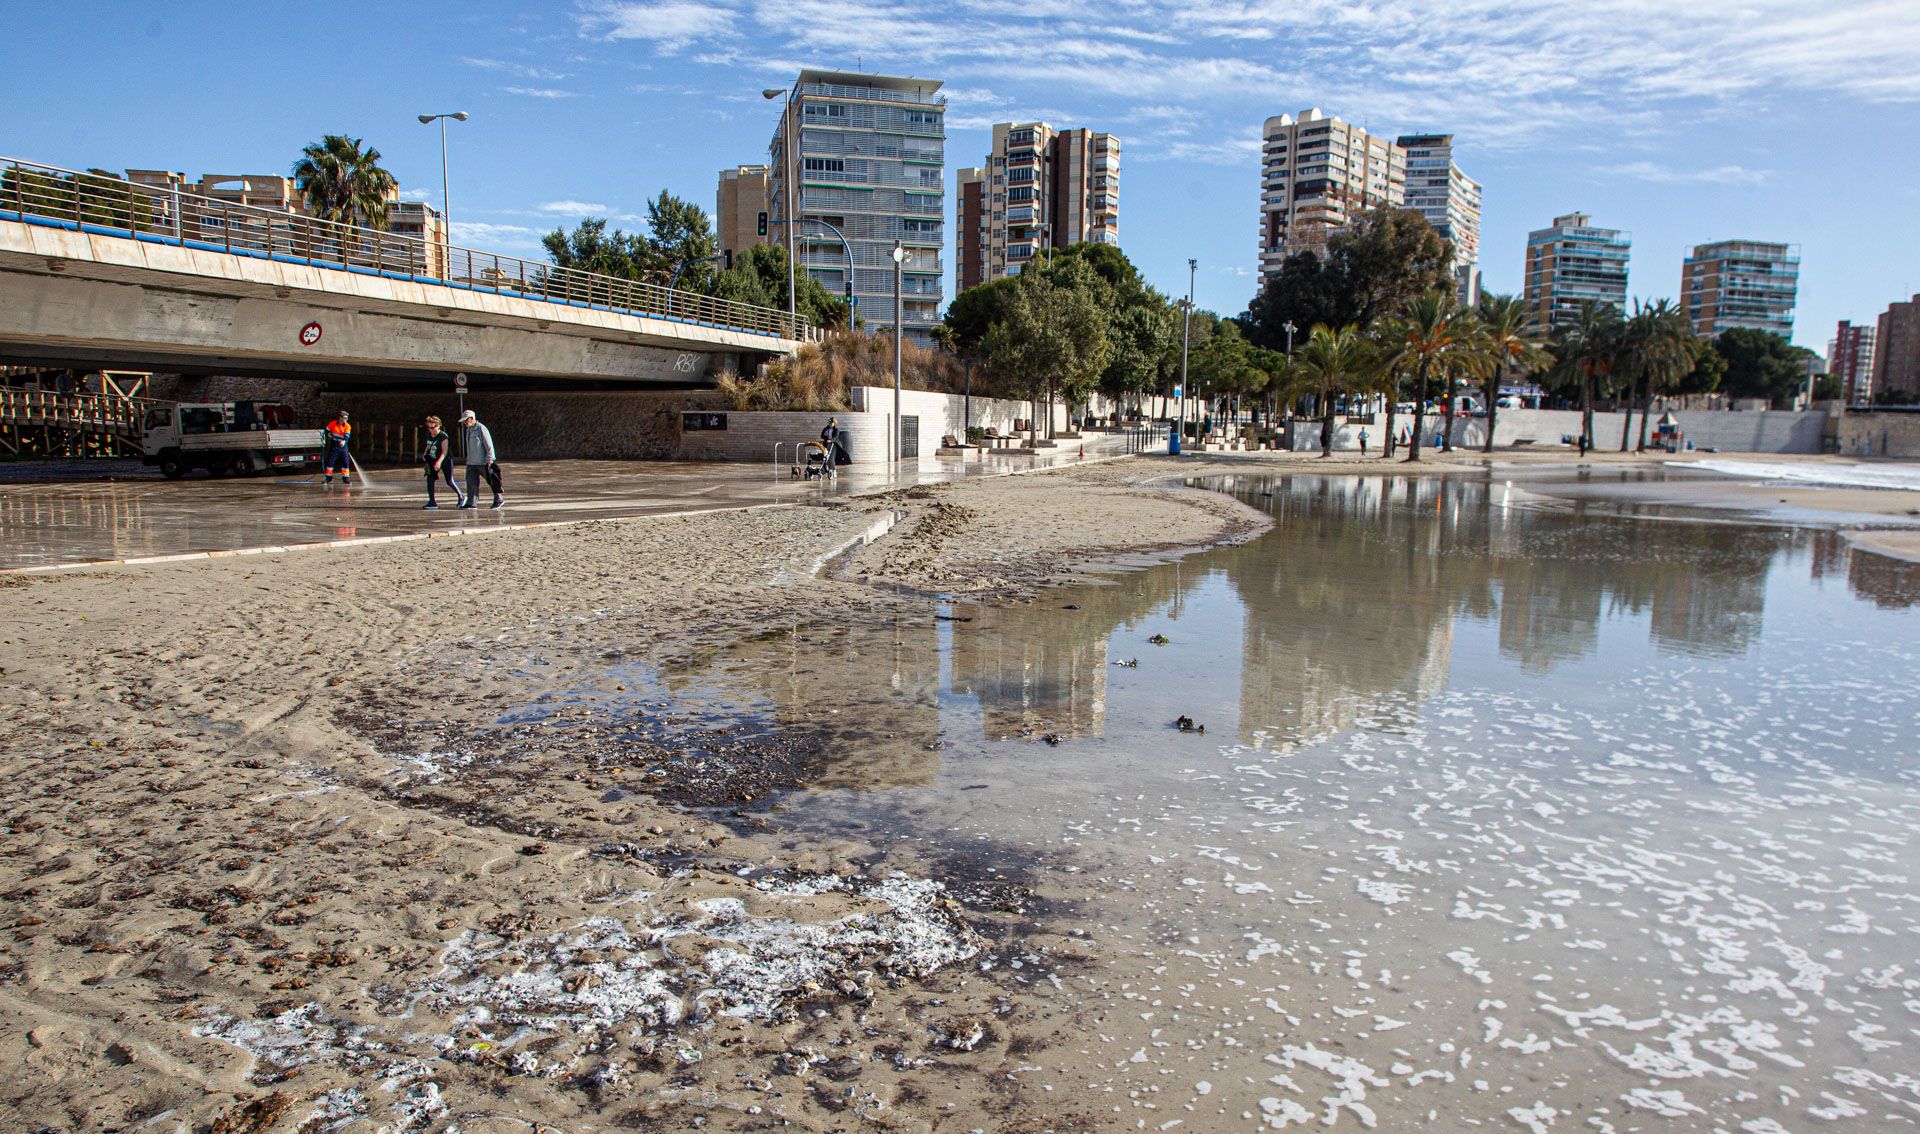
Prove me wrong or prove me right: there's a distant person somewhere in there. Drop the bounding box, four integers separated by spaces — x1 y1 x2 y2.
321 411 352 484
1358 427 1370 456
1578 432 1590 457
419 415 462 509
459 409 503 509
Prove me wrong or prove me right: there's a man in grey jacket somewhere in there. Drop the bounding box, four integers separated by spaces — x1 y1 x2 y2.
459 409 504 509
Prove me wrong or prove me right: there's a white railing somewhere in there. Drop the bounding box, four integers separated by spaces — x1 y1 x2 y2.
1 156 816 343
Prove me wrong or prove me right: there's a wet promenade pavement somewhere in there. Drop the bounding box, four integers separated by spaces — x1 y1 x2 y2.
0 444 1129 570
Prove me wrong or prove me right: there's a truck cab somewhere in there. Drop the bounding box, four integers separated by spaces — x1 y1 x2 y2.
142 402 323 479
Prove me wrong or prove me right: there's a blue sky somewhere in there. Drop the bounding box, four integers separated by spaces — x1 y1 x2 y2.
4 0 1916 353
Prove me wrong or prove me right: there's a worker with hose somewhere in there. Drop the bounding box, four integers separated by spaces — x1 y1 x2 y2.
321 410 353 484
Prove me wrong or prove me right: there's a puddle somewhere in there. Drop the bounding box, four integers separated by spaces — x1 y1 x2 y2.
532 470 1920 1128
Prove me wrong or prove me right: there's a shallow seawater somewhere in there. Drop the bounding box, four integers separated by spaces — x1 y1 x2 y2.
646 472 1920 1128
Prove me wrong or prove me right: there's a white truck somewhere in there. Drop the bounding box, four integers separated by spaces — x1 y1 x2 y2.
141 401 325 479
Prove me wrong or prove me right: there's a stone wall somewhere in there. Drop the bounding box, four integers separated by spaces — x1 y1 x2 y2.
332 389 729 462
1836 411 1920 458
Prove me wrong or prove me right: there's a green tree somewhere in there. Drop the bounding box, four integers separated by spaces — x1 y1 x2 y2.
709 242 851 329
1714 328 1817 407
1476 293 1552 454
542 217 651 278
1376 291 1467 463
1337 208 1454 327
1292 325 1378 457
980 270 1111 445
1243 250 1356 351
1243 209 1450 356
644 190 720 288
1617 299 1698 450
1437 310 1494 452
1677 340 1728 394
291 135 396 229
1547 302 1626 450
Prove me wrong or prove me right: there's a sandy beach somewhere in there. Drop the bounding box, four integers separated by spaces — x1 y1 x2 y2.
3 450 1916 1133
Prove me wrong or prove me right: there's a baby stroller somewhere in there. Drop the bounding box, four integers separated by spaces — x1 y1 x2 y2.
800 440 834 480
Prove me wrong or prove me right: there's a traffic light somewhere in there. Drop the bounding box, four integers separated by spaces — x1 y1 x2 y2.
756 211 768 237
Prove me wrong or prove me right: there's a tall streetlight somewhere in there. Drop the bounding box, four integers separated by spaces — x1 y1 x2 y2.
417 111 468 279
1175 258 1196 455
892 241 906 466
762 87 798 328
1280 319 1297 446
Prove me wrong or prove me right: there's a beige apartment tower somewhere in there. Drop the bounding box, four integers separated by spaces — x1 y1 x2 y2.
715 164 770 271
1258 109 1404 280
958 122 1118 288
123 168 447 277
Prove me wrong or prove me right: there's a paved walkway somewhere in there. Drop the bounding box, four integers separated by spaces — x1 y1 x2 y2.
0 441 1137 571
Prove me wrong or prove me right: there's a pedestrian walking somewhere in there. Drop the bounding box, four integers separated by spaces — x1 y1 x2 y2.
420 415 463 509
459 409 504 509
321 410 353 484
1358 427 1370 456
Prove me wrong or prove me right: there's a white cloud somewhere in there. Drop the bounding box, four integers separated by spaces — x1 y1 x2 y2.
400 187 432 202
585 0 740 51
1602 161 1772 185
538 199 610 214
449 221 545 250
462 56 569 81
504 86 577 99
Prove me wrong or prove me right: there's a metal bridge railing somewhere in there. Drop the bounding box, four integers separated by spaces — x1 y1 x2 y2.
0 156 817 344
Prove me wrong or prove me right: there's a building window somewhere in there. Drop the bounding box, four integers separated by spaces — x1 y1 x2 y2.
803 157 845 173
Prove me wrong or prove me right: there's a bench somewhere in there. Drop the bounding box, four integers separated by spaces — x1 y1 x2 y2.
980 429 1018 448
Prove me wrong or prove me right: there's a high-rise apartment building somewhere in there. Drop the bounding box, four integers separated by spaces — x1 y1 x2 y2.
715 164 769 271
1395 134 1481 306
767 69 946 341
1872 295 1920 401
1522 212 1631 330
1258 109 1405 281
1679 240 1799 339
1829 320 1877 404
956 122 1119 288
956 167 986 292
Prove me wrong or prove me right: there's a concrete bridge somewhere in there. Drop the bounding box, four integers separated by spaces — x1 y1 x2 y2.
0 157 813 389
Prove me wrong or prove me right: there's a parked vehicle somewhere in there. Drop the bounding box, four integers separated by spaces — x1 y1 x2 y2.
1450 395 1485 417
1494 395 1527 410
142 401 323 479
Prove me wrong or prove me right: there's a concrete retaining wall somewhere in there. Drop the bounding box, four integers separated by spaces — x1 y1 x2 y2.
1454 409 1825 453
1836 411 1920 458
673 387 1077 464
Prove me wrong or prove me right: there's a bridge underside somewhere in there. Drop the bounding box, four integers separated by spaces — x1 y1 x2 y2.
0 218 800 389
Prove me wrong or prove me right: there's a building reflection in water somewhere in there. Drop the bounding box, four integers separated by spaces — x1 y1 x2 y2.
652 472 1919 785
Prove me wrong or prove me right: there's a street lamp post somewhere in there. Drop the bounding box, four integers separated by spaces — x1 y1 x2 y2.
1175 258 1196 455
892 241 906 466
417 111 469 279
762 87 798 330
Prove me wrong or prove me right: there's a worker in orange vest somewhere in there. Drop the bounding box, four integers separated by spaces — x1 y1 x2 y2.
321 411 353 484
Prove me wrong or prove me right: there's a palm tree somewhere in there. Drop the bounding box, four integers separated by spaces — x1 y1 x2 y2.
292 135 397 231
1379 291 1462 464
1476 294 1552 453
1548 302 1624 453
1440 311 1492 453
1619 299 1696 451
1292 325 1376 457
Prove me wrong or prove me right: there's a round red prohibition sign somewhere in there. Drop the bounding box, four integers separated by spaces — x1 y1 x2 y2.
298 321 323 346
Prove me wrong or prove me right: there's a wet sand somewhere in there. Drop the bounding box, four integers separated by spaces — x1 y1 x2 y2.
2 451 1915 1132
